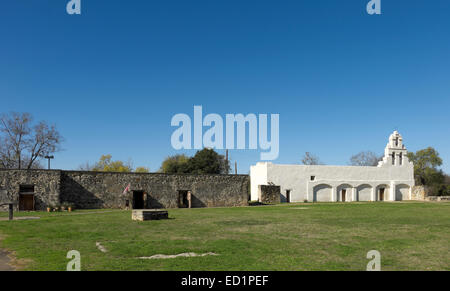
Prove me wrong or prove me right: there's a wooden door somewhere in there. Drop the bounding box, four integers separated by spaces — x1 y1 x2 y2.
19 194 34 211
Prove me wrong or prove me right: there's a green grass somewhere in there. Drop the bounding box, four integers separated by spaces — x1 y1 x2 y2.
0 202 449 271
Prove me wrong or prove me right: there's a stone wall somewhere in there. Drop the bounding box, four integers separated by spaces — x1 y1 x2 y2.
61 171 249 209
424 196 450 202
411 186 450 201
0 170 61 211
0 169 250 210
258 185 281 204
411 186 427 201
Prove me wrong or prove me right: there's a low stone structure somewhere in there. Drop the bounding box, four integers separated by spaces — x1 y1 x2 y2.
258 185 281 204
424 196 450 202
411 186 450 202
132 209 169 221
0 170 250 211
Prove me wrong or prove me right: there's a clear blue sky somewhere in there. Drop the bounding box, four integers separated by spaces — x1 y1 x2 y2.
1 0 449 173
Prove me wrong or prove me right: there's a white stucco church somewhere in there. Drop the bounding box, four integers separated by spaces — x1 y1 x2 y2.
250 131 415 202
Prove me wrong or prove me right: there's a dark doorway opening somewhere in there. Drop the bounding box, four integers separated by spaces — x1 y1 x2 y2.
286 190 291 203
379 188 385 201
19 185 35 193
341 189 347 202
178 190 189 208
19 185 35 211
133 191 145 209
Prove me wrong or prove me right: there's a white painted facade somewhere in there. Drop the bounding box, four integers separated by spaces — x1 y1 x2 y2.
250 131 415 202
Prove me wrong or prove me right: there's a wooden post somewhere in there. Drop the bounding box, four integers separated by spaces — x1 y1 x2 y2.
8 203 13 221
235 161 237 175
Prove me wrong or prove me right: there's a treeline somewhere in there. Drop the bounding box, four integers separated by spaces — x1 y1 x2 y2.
80 148 230 175
78 154 150 173
407 148 450 196
159 148 230 175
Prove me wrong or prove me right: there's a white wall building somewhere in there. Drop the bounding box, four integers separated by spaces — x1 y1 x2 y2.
250 131 415 202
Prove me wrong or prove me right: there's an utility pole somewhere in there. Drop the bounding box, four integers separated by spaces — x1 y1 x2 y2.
235 161 237 175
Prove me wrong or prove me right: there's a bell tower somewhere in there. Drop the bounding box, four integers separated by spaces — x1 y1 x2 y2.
378 131 411 167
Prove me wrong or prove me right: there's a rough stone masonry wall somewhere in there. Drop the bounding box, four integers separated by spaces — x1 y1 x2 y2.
258 185 281 204
60 171 249 209
411 186 450 202
411 186 427 200
424 196 450 202
0 170 61 211
0 169 250 210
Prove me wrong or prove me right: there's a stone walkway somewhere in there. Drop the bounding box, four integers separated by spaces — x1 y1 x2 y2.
0 248 14 271
0 217 40 221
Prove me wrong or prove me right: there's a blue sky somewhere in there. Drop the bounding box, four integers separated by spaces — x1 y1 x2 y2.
1 0 449 173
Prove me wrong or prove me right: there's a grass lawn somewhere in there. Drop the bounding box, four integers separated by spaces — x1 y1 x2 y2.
0 202 449 271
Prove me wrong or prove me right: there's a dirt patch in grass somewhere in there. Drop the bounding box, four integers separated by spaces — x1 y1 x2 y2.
215 219 272 226
0 234 32 271
139 252 218 259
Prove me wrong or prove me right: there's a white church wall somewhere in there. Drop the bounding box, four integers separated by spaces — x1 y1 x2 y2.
250 163 268 201
249 131 415 203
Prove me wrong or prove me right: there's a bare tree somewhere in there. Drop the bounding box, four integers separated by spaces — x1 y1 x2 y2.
0 112 63 169
301 152 322 165
349 151 382 166
77 161 93 171
0 112 31 168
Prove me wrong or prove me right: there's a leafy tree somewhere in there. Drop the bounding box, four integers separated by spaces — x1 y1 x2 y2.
135 166 150 173
407 147 444 186
159 149 230 175
0 112 63 169
445 174 450 185
301 152 322 165
79 156 148 173
189 148 230 174
349 151 382 166
91 155 133 172
159 154 190 174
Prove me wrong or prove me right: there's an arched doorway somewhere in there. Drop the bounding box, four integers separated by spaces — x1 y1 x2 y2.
357 184 372 201
337 184 353 202
395 184 410 201
376 185 390 201
313 184 332 202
